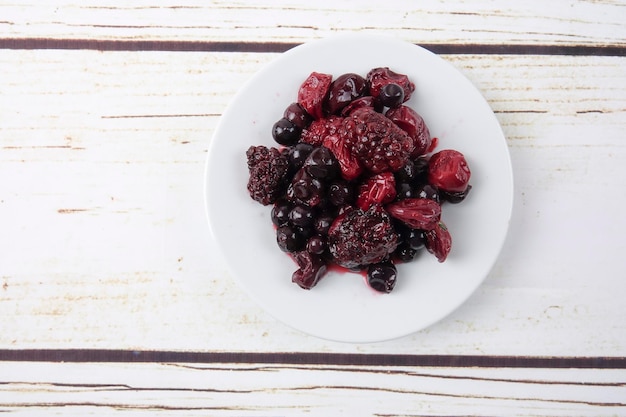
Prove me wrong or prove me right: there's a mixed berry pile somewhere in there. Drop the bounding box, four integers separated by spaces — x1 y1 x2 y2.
246 68 471 293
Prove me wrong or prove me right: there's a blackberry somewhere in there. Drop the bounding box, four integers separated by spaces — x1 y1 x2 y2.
327 205 399 269
342 107 414 174
246 145 289 205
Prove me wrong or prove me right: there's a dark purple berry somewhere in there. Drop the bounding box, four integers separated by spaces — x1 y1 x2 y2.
394 243 418 262
287 143 314 173
412 157 430 182
295 225 314 239
306 235 326 255
395 182 415 200
405 228 426 250
303 146 339 180
328 180 355 206
314 215 334 235
271 200 291 226
440 184 472 204
414 184 440 203
367 261 397 293
283 102 312 129
272 118 301 146
395 159 417 183
276 225 305 253
286 168 324 207
288 205 316 227
379 83 405 108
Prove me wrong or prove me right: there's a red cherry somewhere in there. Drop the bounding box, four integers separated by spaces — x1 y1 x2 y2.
356 172 396 210
386 198 442 231
427 149 471 193
386 105 431 157
297 72 333 120
425 222 452 263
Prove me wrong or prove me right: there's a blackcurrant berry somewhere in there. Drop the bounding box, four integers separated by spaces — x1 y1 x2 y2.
414 184 440 203
328 180 355 206
303 146 339 180
288 205 316 227
314 215 334 235
276 225 305 253
394 243 418 262
306 235 326 255
283 102 312 129
287 143 314 173
367 261 397 293
271 200 291 227
395 182 415 200
379 83 404 108
272 118 301 146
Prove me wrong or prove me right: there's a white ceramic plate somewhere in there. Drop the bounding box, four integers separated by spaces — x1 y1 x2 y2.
204 33 513 343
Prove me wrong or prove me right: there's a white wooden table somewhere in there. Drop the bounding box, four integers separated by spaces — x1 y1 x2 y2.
1 1 625 415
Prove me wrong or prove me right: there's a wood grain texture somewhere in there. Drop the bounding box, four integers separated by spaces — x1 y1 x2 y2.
0 361 625 416
0 0 624 47
1 2 625 414
1 50 624 354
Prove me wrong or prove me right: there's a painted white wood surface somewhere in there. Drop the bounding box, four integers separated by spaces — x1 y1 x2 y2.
0 50 624 355
0 2 625 415
1 361 625 416
0 0 624 46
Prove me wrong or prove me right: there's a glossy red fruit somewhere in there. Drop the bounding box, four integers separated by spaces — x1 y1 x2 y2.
385 198 442 230
297 72 333 120
425 221 452 262
322 134 363 181
356 172 396 210
366 67 415 103
326 73 366 115
340 96 382 116
385 105 431 157
428 149 471 193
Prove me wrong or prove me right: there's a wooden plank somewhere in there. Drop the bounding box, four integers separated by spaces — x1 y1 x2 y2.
4 350 626 367
0 50 625 354
0 1 624 47
0 361 625 416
